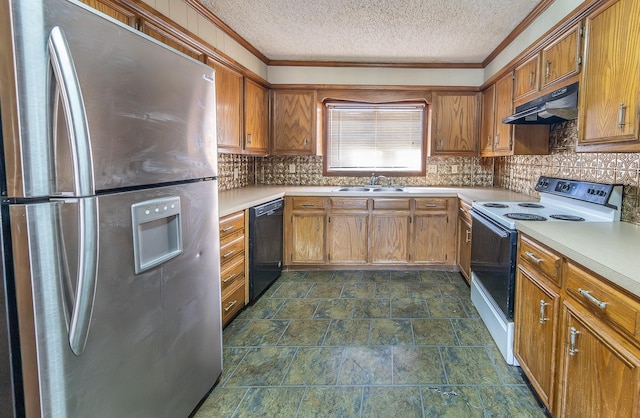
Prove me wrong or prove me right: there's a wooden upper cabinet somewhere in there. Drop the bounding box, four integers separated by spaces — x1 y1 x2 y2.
244 79 269 155
493 72 514 154
541 23 582 90
513 55 540 102
430 92 480 156
578 0 640 151
80 0 138 26
480 84 496 156
139 19 205 62
272 90 317 155
208 59 244 153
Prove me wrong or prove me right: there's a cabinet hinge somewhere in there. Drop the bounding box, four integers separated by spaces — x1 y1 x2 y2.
577 56 582 65
445 254 448 261
290 215 293 223
579 26 584 37
409 216 412 224
328 253 331 261
328 216 331 223
509 138 513 149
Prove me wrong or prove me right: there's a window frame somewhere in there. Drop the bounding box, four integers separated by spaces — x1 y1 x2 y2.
322 99 428 177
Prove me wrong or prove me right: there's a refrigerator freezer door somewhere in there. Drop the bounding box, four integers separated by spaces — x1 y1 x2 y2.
0 0 217 199
9 181 222 417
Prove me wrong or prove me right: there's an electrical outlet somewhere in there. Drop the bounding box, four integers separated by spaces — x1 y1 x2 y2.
451 165 458 174
428 164 438 174
288 163 296 174
233 168 239 180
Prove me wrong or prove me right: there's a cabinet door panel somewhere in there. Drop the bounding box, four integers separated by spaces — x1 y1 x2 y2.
371 214 409 264
272 90 316 155
480 85 496 155
244 79 269 154
431 93 479 155
457 216 471 284
514 266 560 410
558 303 640 418
290 213 325 264
494 73 514 153
208 60 244 153
327 214 368 264
514 56 539 101
541 24 581 89
413 213 448 264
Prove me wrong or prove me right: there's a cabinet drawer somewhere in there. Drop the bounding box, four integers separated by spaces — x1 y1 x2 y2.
221 254 244 294
565 261 640 340
373 198 410 210
330 197 368 210
414 198 449 211
220 231 244 264
519 235 562 287
222 282 245 326
220 211 244 239
292 196 326 210
458 199 472 223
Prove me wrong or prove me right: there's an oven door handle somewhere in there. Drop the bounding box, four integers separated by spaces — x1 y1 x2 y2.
471 210 510 238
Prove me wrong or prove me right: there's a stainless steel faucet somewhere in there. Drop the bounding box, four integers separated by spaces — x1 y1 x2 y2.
370 173 391 187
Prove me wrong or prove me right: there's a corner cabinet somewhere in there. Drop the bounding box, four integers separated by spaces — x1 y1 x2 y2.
480 72 549 157
516 233 640 417
430 92 480 156
578 0 640 151
244 79 269 155
456 200 472 284
271 90 317 155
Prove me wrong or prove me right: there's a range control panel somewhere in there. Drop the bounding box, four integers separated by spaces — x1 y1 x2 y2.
535 176 622 207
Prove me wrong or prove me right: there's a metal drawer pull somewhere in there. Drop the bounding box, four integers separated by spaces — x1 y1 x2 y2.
301 203 315 207
459 207 466 213
525 251 542 264
465 229 471 243
539 300 550 324
221 225 235 232
223 250 235 258
578 288 607 309
618 103 627 128
569 326 580 356
529 71 534 86
545 60 551 78
223 273 236 283
423 204 437 208
224 300 237 312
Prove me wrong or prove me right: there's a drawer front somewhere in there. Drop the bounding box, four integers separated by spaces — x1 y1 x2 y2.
414 198 449 211
222 283 245 326
458 199 472 223
565 261 639 339
292 196 326 210
220 211 244 239
373 198 410 210
221 255 244 294
519 235 562 287
220 231 245 264
330 197 368 210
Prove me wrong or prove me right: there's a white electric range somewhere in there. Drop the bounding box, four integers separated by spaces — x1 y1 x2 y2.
469 176 623 365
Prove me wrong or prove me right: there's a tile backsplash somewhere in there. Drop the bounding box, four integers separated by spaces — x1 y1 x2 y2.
217 120 640 225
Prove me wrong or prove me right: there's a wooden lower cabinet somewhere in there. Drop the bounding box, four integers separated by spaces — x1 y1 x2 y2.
456 200 472 284
516 233 640 417
284 196 456 267
219 211 247 327
514 264 560 410
557 302 640 418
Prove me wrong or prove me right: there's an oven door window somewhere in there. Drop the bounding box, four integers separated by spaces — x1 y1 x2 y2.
470 211 518 319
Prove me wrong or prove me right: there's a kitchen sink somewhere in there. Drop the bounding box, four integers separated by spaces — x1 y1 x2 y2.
334 186 407 192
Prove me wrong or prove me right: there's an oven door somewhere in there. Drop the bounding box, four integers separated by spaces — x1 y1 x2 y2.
470 210 518 319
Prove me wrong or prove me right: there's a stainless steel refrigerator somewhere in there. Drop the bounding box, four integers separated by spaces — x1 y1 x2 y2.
0 0 223 416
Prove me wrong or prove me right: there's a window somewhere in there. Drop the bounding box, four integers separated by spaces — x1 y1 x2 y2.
323 100 427 176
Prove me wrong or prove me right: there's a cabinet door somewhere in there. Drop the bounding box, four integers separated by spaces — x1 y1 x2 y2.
578 0 640 149
327 213 368 264
371 214 410 264
513 55 540 101
139 19 205 62
208 60 244 153
457 216 472 284
412 213 450 264
80 0 138 26
514 266 560 411
480 84 496 156
244 79 269 155
289 213 325 264
557 303 640 418
272 90 317 155
541 24 581 89
493 73 514 154
431 92 479 155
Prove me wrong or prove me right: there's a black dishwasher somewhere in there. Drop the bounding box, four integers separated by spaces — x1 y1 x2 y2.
248 198 284 302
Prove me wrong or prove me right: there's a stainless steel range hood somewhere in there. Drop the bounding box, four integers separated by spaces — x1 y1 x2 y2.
503 82 578 124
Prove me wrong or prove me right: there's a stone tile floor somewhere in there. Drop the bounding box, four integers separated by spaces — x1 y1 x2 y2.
194 270 547 417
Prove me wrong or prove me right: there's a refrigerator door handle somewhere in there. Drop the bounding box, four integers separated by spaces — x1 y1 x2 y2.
48 26 95 197
64 197 99 355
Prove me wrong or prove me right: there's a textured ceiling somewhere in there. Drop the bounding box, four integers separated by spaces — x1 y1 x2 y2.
197 0 543 64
